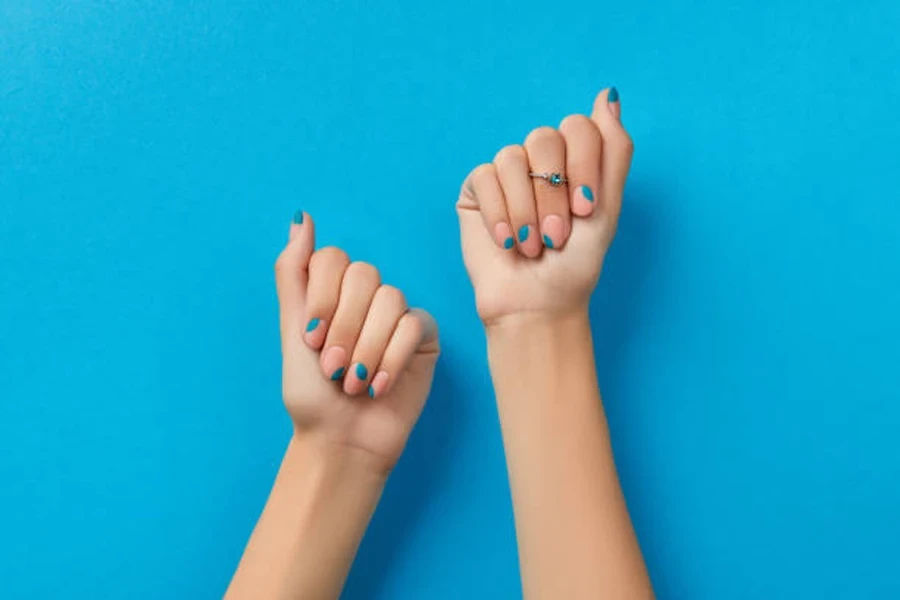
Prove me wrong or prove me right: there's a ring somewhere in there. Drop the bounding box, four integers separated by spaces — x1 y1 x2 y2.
529 171 567 187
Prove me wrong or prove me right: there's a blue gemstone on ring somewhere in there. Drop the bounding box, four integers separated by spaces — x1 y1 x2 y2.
549 173 563 185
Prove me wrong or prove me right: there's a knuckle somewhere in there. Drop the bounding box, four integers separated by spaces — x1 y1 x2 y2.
402 312 423 342
345 261 381 288
273 251 292 277
524 126 561 147
494 144 526 167
311 246 349 269
558 113 593 133
471 162 496 183
376 284 407 312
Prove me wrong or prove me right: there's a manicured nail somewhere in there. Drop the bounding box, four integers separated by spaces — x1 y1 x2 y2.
518 224 531 243
608 87 619 103
572 186 595 217
304 318 327 348
293 210 304 224
494 222 515 250
368 371 389 399
305 317 321 332
581 185 594 202
321 346 347 381
354 363 368 381
541 215 567 250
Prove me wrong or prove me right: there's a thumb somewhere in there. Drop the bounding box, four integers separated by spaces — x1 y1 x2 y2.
590 88 635 225
275 210 316 340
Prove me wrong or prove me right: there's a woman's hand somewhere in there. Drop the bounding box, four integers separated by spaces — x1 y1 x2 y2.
456 88 633 327
274 213 440 473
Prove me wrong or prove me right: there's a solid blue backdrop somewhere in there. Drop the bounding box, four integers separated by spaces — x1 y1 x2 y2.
2 1 899 598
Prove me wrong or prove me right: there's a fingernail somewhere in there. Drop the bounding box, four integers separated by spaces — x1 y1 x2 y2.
494 222 515 250
608 87 619 103
293 210 304 224
369 371 389 399
541 215 566 250
518 224 531 243
304 318 327 348
572 186 595 217
322 346 347 381
354 362 368 381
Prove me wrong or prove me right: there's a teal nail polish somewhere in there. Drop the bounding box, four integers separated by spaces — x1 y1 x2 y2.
503 236 514 250
305 317 320 333
543 234 554 249
582 185 594 202
355 363 368 380
330 366 345 381
518 225 530 243
368 385 375 398
608 87 619 103
293 210 304 224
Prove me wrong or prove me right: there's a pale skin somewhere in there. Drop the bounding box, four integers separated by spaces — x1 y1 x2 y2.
457 88 654 598
226 215 440 600
228 87 651 599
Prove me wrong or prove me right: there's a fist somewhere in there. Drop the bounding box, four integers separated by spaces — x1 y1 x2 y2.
457 88 634 326
274 213 440 471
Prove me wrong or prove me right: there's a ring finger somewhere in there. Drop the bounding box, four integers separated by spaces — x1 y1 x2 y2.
524 127 570 250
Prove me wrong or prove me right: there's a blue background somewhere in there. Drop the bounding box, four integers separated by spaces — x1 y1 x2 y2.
2 1 899 598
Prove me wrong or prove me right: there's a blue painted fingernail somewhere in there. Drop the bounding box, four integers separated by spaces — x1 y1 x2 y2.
581 185 594 202
503 236 514 249
293 210 304 224
330 367 345 381
355 363 368 380
543 234 554 249
305 317 321 332
608 87 619 103
368 385 375 398
518 225 531 243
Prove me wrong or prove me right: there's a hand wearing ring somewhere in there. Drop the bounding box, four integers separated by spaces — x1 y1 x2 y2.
456 87 633 325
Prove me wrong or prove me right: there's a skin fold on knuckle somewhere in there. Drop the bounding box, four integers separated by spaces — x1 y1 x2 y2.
494 144 526 168
344 261 381 291
524 126 562 149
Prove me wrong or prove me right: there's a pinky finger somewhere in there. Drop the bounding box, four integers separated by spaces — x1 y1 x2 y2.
368 308 439 398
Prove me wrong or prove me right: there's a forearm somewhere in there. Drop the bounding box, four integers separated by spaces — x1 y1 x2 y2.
488 310 652 599
226 435 386 600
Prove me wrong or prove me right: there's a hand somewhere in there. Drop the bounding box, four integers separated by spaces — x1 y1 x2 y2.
274 213 440 473
457 89 633 327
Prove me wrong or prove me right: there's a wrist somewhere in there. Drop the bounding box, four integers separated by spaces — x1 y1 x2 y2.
485 307 591 346
288 431 393 484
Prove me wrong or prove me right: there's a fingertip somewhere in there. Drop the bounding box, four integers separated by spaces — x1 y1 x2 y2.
303 317 327 349
571 185 595 217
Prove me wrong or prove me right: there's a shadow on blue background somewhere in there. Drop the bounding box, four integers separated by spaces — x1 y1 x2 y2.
2 1 900 598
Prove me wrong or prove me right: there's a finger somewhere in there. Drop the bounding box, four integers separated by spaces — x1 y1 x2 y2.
344 285 408 396
321 262 381 382
590 88 635 225
369 308 439 399
274 210 316 344
304 246 350 350
524 127 570 250
467 164 514 251
559 114 602 218
494 144 541 258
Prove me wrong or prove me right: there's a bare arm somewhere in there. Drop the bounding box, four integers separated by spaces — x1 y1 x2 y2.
226 438 385 600
488 312 651 598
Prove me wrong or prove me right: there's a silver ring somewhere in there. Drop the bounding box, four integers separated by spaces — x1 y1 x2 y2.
529 172 567 187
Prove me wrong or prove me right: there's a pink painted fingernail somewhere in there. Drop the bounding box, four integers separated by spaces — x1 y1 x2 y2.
321 346 347 381
572 185 595 217
304 317 327 348
494 222 515 250
368 371 389 398
541 215 567 249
